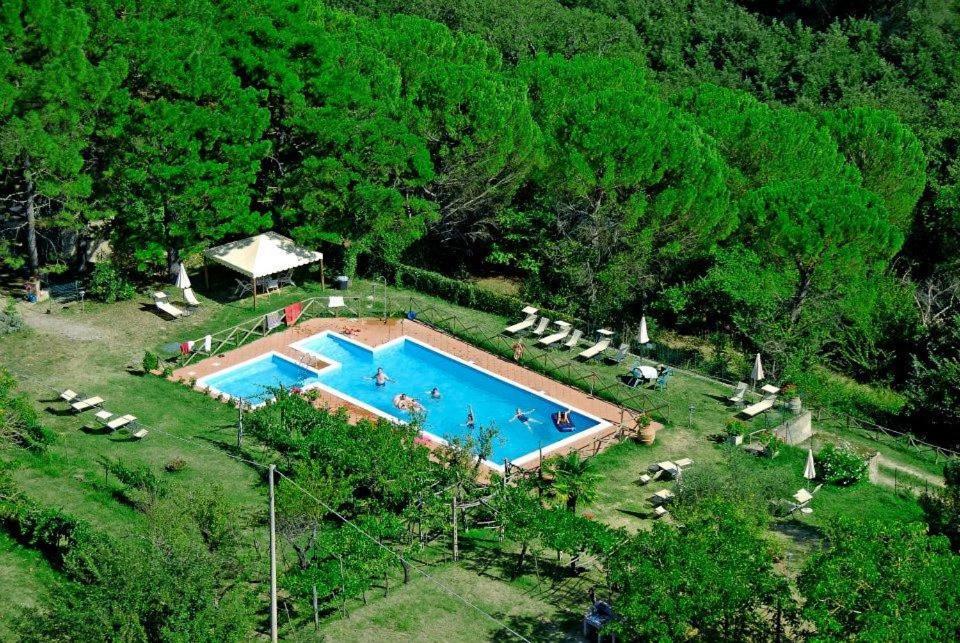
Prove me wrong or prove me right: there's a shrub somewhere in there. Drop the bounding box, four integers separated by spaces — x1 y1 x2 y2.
724 419 748 437
164 457 187 473
142 351 159 373
88 261 136 303
0 298 23 336
818 443 869 486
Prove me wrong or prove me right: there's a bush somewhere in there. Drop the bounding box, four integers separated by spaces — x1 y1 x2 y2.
818 443 869 486
787 366 905 421
724 419 748 437
0 298 23 335
164 457 187 473
142 351 159 373
364 256 580 325
88 261 136 303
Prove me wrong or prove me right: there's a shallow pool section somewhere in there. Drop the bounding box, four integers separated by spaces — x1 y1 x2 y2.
197 352 320 406
291 332 608 466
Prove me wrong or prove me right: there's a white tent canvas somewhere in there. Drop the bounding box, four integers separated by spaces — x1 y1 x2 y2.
204 232 324 307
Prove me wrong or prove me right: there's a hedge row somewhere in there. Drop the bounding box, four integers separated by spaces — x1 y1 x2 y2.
0 492 92 570
364 256 582 327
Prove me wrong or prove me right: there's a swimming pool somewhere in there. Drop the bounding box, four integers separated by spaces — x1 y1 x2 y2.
290 332 608 466
197 352 321 406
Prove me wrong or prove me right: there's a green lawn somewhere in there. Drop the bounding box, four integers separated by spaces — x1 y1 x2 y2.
0 273 939 639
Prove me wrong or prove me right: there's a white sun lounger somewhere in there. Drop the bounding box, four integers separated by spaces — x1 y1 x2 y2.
71 396 104 412
538 321 572 346
578 338 611 360
740 395 777 418
104 414 136 431
530 317 551 337
728 382 748 405
504 306 539 334
59 389 79 403
155 299 185 319
653 505 669 519
563 329 583 348
183 287 201 307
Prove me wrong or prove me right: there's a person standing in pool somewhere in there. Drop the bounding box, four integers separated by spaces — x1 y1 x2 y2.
466 406 475 429
429 387 441 399
373 367 392 387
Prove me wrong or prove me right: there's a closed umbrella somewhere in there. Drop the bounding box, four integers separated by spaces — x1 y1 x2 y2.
751 353 764 386
638 316 650 345
804 447 816 480
174 262 192 290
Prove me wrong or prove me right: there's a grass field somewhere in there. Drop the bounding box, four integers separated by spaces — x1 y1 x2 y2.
0 272 941 640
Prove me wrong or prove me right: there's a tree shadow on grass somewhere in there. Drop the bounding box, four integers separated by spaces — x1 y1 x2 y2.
488 609 584 642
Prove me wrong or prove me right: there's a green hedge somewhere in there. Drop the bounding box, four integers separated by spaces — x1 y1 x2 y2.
364 257 582 326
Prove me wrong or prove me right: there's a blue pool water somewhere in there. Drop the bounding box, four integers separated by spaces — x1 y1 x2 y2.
200 353 319 405
293 332 602 463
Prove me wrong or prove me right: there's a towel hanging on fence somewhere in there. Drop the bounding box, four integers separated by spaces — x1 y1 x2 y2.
285 302 303 325
265 311 282 331
180 342 191 355
202 335 211 352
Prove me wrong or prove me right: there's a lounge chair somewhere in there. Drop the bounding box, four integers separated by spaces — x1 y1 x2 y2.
761 384 781 395
655 368 672 391
650 489 674 506
70 396 104 412
606 343 630 364
538 322 572 347
782 484 823 515
155 299 185 319
127 420 149 439
328 295 347 315
183 287 201 307
578 337 611 360
740 395 777 418
728 381 748 405
59 389 79 403
234 279 252 298
530 317 551 337
563 329 583 349
674 457 693 468
262 278 280 294
278 270 296 288
653 505 669 519
504 306 539 334
103 414 137 431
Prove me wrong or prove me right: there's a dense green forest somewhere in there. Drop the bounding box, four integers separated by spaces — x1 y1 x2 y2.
2 0 959 441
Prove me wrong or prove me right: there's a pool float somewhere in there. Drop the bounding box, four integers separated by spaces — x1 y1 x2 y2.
551 412 576 432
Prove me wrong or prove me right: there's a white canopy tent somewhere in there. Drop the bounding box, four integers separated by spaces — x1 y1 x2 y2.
204 232 323 307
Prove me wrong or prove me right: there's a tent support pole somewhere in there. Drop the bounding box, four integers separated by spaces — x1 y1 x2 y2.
253 276 257 309
320 256 325 291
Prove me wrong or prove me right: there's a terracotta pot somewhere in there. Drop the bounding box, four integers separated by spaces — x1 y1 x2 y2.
639 424 656 445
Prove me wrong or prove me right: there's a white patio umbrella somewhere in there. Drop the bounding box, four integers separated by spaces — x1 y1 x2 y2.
174 262 192 289
804 447 817 480
751 353 765 387
638 316 650 345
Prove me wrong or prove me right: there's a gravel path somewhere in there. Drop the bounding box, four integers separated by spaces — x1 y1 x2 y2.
17 304 106 342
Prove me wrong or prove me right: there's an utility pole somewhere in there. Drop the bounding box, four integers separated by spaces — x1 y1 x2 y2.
268 465 278 643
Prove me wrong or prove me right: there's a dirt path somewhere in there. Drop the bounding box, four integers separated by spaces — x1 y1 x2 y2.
870 452 943 489
17 304 106 342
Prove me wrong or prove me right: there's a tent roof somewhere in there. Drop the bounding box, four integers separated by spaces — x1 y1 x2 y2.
204 232 322 279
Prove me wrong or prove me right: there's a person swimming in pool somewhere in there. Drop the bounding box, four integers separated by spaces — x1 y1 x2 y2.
465 406 475 428
511 408 539 424
429 387 441 399
393 393 408 409
373 367 392 387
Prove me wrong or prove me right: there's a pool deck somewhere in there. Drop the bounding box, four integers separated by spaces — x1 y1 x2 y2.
172 316 660 469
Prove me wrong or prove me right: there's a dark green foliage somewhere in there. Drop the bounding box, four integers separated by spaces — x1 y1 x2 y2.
87 261 135 303
0 368 53 451
606 498 794 640
0 298 24 336
141 350 159 373
817 443 869 486
920 459 960 552
798 519 960 641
